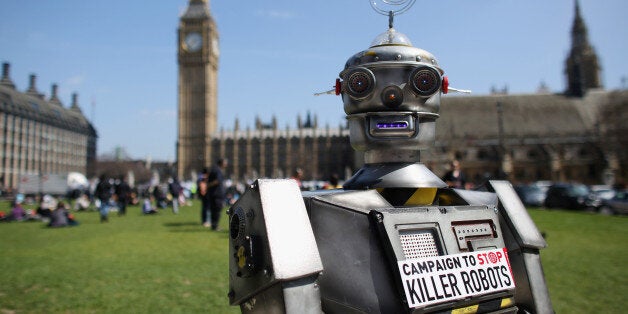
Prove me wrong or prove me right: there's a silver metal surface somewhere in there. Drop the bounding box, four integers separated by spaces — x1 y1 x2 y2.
521 253 554 314
347 113 437 153
452 189 500 207
229 179 323 306
305 193 406 313
452 222 494 250
283 276 323 314
257 179 323 279
376 205 505 260
489 180 547 249
304 191 516 313
304 189 390 214
343 162 447 189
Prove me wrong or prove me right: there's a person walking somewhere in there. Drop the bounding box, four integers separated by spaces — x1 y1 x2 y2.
198 168 210 227
206 158 228 231
94 174 113 223
115 175 131 216
168 176 182 214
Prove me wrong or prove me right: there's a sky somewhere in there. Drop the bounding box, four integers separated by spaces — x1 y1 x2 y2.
1 0 626 161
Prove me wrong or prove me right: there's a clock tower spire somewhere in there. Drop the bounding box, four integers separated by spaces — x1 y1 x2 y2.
177 0 220 179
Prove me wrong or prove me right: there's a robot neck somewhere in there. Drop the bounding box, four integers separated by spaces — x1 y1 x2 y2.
365 149 421 164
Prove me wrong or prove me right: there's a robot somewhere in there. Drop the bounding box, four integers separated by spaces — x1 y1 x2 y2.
227 2 553 313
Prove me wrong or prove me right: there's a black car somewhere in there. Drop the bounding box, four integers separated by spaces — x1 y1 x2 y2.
544 183 599 210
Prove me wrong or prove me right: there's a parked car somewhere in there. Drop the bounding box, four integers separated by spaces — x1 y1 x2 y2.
514 184 548 207
598 190 628 215
590 185 617 202
544 183 599 210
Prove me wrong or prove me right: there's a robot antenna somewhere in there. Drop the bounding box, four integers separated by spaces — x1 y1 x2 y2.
369 0 416 28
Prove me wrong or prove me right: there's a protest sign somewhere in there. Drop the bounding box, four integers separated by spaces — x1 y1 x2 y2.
398 248 515 309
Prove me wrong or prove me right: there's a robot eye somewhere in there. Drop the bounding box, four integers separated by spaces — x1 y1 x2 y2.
346 68 375 99
409 66 441 97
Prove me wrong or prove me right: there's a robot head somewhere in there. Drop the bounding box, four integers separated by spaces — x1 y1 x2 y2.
337 28 449 162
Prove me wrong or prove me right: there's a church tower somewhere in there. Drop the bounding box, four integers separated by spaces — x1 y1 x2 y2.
177 0 219 179
565 0 602 97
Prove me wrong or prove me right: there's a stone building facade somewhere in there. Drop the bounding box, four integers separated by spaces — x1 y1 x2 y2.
210 115 356 185
425 90 627 186
0 63 98 193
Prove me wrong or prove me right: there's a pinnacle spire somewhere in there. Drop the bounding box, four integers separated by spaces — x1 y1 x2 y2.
564 0 602 96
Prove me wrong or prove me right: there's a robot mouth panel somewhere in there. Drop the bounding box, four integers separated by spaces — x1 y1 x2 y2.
369 115 416 138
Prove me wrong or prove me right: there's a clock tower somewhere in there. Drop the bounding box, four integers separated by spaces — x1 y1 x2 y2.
177 0 219 179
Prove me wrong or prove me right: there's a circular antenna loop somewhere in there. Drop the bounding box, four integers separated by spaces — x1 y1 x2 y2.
369 0 417 17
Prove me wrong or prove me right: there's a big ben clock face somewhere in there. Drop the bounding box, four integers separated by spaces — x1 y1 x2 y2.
184 32 203 52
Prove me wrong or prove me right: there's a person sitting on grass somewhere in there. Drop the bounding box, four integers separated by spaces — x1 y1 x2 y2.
10 200 26 221
47 202 79 227
142 197 158 215
48 201 69 227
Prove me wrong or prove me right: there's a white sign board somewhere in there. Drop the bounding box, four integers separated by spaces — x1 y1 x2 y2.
398 248 515 309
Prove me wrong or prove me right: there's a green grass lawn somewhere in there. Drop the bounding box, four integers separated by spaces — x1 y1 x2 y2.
529 208 627 314
0 200 239 314
0 201 626 313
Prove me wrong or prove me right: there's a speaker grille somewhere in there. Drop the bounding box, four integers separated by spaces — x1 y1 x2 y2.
399 229 439 259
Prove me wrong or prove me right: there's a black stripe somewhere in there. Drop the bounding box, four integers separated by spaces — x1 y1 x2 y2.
378 188 416 206
476 298 503 313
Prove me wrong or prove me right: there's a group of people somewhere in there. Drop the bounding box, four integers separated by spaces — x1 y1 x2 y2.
93 174 187 220
1 158 470 231
0 194 78 228
94 174 135 222
140 178 185 215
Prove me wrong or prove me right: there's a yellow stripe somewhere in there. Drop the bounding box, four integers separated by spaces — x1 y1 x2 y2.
405 188 437 206
451 304 479 314
500 297 514 308
451 297 513 314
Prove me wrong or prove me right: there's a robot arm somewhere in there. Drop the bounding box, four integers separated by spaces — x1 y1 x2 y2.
228 179 324 314
489 180 553 314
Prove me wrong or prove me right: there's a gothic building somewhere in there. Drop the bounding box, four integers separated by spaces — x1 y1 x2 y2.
0 63 98 192
210 115 356 185
178 0 626 186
